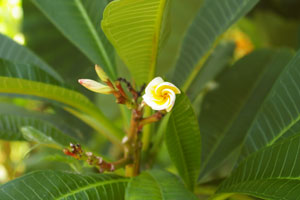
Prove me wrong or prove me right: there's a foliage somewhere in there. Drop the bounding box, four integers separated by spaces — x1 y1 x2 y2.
0 0 300 199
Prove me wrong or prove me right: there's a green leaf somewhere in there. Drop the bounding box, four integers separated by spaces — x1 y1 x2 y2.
31 0 116 79
199 49 293 180
0 57 121 145
172 0 259 91
242 48 300 157
21 126 77 147
0 114 76 146
0 103 77 142
101 0 170 85
0 170 128 199
0 33 62 82
216 134 300 200
125 170 198 200
187 42 235 101
165 93 201 190
22 1 93 84
0 77 123 145
0 58 63 86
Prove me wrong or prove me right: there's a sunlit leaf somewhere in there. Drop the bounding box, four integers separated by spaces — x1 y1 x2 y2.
0 170 128 199
165 93 201 190
125 170 198 200
102 0 170 85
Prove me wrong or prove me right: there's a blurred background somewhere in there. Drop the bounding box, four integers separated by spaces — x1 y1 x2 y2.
0 0 300 188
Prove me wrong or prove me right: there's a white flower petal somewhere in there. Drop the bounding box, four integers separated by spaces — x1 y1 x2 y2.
155 82 181 94
145 77 164 95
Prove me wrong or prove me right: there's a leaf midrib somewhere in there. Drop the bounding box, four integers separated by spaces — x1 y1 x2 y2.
32 0 115 78
74 0 115 78
147 172 165 200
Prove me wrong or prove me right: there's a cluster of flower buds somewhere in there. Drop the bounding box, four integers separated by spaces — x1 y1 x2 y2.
63 143 115 173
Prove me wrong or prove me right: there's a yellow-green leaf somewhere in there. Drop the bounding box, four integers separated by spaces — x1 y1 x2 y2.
102 0 170 86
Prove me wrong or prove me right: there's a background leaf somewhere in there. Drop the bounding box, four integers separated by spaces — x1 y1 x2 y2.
22 1 93 85
241 49 300 158
165 93 201 190
0 170 128 199
0 34 62 82
198 49 293 180
216 134 300 200
172 0 259 91
31 0 116 79
0 114 76 146
125 170 198 200
101 0 170 85
0 58 63 87
186 41 235 101
0 103 81 141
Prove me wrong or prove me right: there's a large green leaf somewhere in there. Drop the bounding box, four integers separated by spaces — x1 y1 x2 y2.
0 34 62 82
0 170 128 199
198 49 293 180
165 93 201 190
172 0 259 91
242 49 300 158
125 170 198 200
0 77 123 145
101 0 170 85
215 134 300 200
31 0 116 79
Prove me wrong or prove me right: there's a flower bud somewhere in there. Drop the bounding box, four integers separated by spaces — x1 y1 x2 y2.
78 79 113 94
95 65 109 82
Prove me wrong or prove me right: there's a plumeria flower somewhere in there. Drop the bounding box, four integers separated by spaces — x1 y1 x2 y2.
142 77 181 112
78 65 114 94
